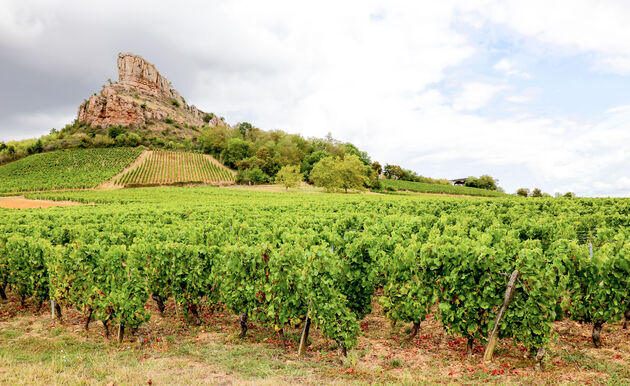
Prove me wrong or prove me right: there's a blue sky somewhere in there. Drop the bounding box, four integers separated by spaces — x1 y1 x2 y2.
1 0 629 196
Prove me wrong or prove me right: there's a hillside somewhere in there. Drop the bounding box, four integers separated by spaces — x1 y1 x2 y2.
0 148 142 193
0 52 503 195
114 150 235 187
381 179 506 197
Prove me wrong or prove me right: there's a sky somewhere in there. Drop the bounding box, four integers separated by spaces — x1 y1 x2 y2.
1 0 630 197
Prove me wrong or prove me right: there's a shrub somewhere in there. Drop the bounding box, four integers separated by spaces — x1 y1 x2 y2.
108 126 126 139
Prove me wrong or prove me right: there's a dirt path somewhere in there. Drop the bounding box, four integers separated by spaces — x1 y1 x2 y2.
97 150 151 190
0 196 82 209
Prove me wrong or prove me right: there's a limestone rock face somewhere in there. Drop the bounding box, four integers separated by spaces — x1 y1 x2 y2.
117 53 174 99
77 53 228 134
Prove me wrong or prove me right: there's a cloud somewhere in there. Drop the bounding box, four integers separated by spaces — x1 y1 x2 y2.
474 0 630 75
451 82 507 111
0 0 629 196
493 58 531 78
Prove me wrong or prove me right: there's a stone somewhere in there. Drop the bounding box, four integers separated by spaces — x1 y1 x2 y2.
76 53 228 134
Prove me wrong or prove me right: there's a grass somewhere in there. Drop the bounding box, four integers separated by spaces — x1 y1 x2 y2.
380 179 506 197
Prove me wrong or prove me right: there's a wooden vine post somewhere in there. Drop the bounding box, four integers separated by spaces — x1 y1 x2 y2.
483 270 520 362
298 314 311 357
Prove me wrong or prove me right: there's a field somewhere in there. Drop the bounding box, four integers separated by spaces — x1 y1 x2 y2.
381 179 506 197
114 150 235 187
1 187 629 384
0 147 143 193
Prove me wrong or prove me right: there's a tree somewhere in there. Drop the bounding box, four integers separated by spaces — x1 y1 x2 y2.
338 155 369 193
563 192 575 198
342 143 371 165
237 122 253 139
275 165 303 190
516 188 530 197
301 151 331 180
465 175 498 191
531 188 543 197
371 161 382 175
200 125 231 156
311 155 368 193
383 164 404 180
222 138 252 169
310 157 340 192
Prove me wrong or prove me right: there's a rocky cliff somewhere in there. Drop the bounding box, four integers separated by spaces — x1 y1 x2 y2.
77 53 227 136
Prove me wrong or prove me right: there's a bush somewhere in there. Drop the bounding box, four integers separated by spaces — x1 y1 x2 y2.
203 113 215 123
464 175 499 191
108 126 126 139
171 99 181 108
516 188 530 197
165 117 174 125
236 167 269 185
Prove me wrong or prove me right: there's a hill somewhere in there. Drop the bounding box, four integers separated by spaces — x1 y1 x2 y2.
113 150 235 187
0 147 142 193
77 53 229 138
0 53 504 195
381 179 506 197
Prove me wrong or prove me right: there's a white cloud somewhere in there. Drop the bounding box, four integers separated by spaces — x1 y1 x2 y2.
505 95 533 103
475 0 630 75
1 0 630 196
493 58 531 78
451 82 507 111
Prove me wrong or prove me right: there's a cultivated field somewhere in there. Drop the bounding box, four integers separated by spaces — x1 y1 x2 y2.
381 179 507 197
0 148 143 193
0 187 628 384
114 150 235 187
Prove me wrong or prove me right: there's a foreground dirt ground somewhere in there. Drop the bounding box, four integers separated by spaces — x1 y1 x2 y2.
0 293 628 385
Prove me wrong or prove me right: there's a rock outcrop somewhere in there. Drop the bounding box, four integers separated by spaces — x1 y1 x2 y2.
77 53 227 135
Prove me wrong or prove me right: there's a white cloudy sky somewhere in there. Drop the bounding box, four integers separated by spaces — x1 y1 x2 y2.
1 0 630 196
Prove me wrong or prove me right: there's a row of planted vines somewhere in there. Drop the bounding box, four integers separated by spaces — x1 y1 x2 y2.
115 151 234 186
1 188 629 363
0 147 143 193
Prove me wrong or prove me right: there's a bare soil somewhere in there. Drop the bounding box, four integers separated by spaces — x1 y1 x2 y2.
0 196 82 209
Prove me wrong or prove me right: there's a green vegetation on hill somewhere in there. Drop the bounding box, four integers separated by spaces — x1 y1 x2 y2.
0 147 142 193
380 179 506 197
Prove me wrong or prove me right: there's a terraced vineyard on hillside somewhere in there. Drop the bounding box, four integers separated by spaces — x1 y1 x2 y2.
0 147 143 194
115 150 234 187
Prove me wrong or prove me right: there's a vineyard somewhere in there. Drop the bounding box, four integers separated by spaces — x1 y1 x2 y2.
381 178 506 197
1 188 629 383
0 147 143 193
114 150 235 187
